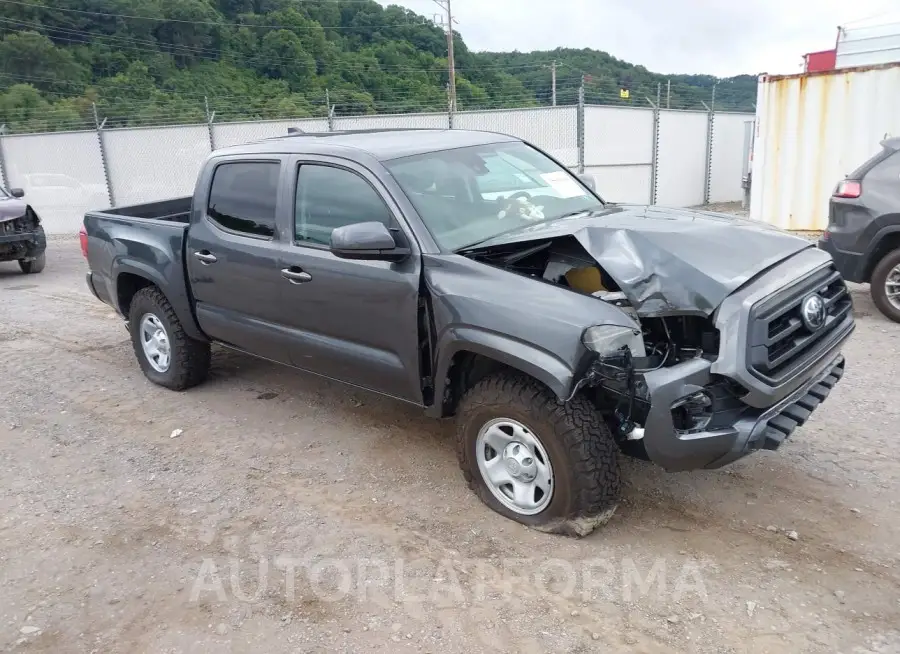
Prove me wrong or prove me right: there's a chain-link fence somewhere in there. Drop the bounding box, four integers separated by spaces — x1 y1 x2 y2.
0 100 754 234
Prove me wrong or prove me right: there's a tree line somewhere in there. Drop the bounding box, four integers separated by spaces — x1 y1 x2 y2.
0 0 757 133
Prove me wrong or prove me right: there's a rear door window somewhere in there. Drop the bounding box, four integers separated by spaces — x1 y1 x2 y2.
207 162 280 238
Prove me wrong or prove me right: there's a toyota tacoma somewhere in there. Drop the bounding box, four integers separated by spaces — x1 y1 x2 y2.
82 129 855 536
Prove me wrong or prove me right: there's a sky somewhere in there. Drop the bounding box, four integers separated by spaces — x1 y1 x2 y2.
379 0 900 77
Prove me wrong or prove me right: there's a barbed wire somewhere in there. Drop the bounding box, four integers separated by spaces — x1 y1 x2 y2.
0 88 753 136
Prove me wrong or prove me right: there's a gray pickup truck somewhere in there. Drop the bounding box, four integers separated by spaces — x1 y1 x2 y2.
83 129 855 536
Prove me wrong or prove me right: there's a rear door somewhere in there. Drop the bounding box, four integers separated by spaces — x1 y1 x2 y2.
274 156 424 404
186 157 296 363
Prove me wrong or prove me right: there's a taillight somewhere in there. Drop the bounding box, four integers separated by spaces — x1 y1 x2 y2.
833 180 861 199
79 226 88 258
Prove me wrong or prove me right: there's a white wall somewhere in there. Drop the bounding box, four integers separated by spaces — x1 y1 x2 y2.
454 106 579 167
213 118 329 149
582 106 654 204
1 130 109 233
104 125 211 207
0 104 754 234
708 113 752 204
655 110 709 207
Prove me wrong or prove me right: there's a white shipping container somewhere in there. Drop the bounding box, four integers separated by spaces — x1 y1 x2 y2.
749 63 900 231
836 21 900 69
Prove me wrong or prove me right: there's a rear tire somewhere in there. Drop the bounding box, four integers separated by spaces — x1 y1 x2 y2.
456 372 621 537
870 248 900 323
128 286 210 390
18 253 46 274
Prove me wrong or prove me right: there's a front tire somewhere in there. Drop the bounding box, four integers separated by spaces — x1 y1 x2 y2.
128 286 210 390
870 248 900 323
18 253 46 274
456 372 620 537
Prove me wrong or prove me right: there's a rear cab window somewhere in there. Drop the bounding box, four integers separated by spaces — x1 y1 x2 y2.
207 162 280 238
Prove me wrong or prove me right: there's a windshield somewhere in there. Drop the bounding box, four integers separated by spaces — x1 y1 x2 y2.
385 142 603 251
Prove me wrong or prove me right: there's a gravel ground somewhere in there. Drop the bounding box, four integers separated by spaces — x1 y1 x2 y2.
0 240 898 654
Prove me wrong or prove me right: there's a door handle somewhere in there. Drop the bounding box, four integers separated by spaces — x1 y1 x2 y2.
194 251 217 265
281 268 312 284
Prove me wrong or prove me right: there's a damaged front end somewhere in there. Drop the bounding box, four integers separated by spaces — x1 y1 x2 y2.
0 206 46 263
460 215 853 472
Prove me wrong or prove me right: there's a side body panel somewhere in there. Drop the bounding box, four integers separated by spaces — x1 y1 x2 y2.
423 253 638 417
83 211 205 340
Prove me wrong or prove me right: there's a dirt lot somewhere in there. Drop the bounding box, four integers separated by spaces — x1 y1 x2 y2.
0 240 898 654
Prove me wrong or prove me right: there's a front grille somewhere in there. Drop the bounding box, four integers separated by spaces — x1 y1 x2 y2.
0 214 34 235
747 264 852 384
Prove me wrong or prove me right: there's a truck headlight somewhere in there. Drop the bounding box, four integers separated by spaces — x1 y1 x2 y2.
582 325 645 357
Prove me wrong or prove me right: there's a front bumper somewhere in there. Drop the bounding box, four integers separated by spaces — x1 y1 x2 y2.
0 225 46 262
640 353 846 472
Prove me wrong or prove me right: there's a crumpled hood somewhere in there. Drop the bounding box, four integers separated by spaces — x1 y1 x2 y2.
0 195 27 222
468 204 813 317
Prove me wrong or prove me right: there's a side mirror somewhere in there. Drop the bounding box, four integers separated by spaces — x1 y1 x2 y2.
577 174 596 192
9 188 24 198
330 221 410 262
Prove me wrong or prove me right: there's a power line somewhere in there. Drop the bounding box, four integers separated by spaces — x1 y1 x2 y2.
0 17 569 77
0 0 423 30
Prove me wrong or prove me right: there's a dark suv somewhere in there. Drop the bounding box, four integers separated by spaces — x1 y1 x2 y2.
819 138 900 322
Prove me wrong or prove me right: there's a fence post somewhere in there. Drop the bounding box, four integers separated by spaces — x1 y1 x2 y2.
325 89 335 132
93 103 115 207
648 97 660 205
205 96 217 150
577 80 585 174
0 124 9 189
447 85 455 130
702 85 716 205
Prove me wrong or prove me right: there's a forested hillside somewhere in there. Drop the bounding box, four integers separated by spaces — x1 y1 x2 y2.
0 0 757 133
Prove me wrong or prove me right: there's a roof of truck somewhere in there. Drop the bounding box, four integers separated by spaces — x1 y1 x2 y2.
214 128 520 161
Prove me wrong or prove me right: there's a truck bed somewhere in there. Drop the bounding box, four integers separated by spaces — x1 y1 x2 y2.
99 197 192 223
83 198 200 341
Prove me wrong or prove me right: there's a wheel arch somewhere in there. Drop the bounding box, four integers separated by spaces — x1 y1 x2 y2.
428 328 579 418
112 260 206 341
862 224 900 282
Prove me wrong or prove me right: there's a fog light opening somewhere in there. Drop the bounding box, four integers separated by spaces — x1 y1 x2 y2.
672 391 714 433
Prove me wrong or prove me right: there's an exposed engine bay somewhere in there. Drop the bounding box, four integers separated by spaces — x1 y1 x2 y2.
463 235 722 364
463 235 735 442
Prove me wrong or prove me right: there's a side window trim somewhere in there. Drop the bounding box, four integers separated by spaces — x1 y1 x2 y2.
205 159 281 241
292 161 399 251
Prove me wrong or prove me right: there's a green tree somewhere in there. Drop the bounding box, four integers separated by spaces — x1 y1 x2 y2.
256 30 315 91
0 31 88 94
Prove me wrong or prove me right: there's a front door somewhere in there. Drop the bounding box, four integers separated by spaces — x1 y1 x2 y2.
275 158 424 404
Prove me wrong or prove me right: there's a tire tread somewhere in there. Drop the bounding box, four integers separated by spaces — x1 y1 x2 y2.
129 286 210 390
870 248 900 323
456 372 620 534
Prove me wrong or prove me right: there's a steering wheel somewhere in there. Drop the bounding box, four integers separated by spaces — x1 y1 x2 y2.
506 191 532 202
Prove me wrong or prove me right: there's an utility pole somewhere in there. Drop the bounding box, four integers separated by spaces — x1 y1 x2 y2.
433 0 457 112
666 79 671 109
545 61 557 106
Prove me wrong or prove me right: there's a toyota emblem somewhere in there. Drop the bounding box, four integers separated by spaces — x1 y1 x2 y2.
801 294 826 331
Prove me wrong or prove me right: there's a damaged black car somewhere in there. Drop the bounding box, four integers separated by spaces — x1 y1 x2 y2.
0 185 46 274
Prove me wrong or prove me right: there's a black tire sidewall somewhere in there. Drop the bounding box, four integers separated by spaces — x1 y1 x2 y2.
19 253 46 274
870 248 900 323
458 401 581 527
129 291 179 386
